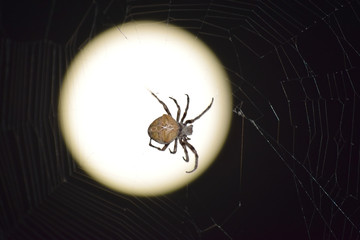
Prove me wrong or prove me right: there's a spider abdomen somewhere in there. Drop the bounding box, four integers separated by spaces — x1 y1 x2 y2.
148 114 180 144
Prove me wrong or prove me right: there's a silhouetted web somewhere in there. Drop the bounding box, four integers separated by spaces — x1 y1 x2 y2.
1 1 360 239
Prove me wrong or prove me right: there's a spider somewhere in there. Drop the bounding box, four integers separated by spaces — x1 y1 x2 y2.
148 91 214 173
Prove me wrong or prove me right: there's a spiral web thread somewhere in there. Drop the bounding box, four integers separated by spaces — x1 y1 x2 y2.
1 1 360 239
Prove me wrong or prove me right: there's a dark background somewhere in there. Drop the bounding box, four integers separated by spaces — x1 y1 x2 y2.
1 0 360 239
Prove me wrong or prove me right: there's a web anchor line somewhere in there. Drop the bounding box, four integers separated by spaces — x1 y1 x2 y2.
249 119 360 234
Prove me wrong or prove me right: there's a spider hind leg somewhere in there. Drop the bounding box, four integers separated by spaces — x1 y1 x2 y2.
151 92 172 116
149 139 169 151
169 97 181 122
169 139 178 154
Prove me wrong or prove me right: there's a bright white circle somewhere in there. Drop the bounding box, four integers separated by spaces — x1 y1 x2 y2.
59 21 232 196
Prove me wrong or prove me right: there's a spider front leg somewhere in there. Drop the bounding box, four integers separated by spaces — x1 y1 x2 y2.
180 94 190 123
184 97 214 125
179 138 189 162
180 139 198 173
169 139 178 154
149 139 170 151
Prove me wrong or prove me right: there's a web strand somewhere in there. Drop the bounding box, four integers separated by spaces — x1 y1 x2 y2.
1 1 360 239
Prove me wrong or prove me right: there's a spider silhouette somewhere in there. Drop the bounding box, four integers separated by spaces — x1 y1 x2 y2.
148 91 214 173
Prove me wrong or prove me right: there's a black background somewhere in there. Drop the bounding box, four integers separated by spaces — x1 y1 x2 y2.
1 1 360 239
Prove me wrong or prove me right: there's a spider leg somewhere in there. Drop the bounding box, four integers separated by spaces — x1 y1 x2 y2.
169 97 181 122
180 94 190 123
184 97 214 125
150 92 172 116
179 138 189 162
149 138 170 151
179 139 198 173
182 140 198 173
169 139 178 154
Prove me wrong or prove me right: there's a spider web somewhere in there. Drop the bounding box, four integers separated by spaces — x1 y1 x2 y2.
1 0 360 239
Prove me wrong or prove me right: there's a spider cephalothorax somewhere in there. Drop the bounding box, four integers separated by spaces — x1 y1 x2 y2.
148 91 214 173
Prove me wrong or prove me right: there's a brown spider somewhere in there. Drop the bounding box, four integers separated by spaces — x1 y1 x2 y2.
148 91 214 173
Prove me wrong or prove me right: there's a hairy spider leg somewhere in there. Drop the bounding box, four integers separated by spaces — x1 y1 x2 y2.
149 139 170 151
169 138 178 154
179 138 189 163
180 94 190 123
184 98 214 125
148 91 212 173
151 92 172 116
169 97 181 122
180 138 199 173
184 141 198 173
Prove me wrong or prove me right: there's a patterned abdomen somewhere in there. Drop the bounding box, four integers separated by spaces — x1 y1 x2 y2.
148 114 180 144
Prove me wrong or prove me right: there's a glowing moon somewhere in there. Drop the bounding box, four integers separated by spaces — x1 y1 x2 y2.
59 21 232 196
